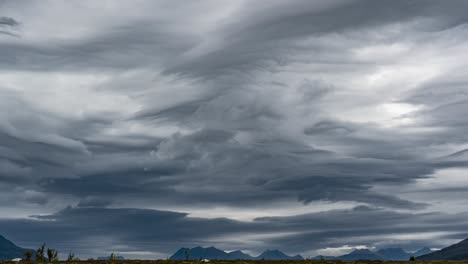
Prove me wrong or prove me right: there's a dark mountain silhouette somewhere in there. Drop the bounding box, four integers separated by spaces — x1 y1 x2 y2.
170 247 228 260
338 249 382 260
0 235 34 260
170 247 245 260
376 248 410 260
413 247 433 257
256 249 303 260
228 250 254 260
417 238 468 260
169 247 302 260
313 247 432 261
170 247 190 260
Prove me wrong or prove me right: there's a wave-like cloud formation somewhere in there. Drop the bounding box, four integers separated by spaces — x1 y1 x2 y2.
1 0 468 258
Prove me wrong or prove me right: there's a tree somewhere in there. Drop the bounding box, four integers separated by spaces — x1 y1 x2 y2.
24 251 33 261
110 253 117 261
409 256 416 261
184 249 190 261
36 243 46 262
47 248 59 262
67 252 77 262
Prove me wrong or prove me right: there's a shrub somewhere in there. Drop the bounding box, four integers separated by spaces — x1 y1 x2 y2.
24 251 33 261
46 248 59 262
67 252 78 262
36 243 46 262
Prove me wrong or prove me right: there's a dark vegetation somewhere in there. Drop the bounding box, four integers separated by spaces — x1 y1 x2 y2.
31 243 59 262
3 260 468 264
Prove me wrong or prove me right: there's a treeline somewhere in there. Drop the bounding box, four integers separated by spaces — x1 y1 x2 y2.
23 243 78 262
23 244 122 262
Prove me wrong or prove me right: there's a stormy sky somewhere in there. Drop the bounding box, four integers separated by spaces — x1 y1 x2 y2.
1 0 468 259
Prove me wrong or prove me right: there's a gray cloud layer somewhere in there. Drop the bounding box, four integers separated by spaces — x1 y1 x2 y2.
1 0 468 258
2 206 468 258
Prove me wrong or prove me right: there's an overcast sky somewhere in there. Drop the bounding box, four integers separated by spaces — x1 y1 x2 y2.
1 0 468 259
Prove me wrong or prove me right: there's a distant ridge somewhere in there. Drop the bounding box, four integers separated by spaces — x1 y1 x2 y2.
170 247 232 260
256 249 303 260
228 250 254 260
417 238 468 260
0 235 34 260
313 247 432 261
169 247 303 260
338 249 382 260
376 248 411 260
413 247 432 257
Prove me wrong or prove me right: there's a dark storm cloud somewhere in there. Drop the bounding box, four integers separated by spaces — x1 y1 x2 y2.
0 17 18 27
0 16 19 37
2 206 468 257
0 206 257 257
0 15 196 71
38 127 430 210
1 0 468 258
253 206 468 253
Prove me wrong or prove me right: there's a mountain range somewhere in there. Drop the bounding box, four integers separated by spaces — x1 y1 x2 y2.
313 247 433 260
4 233 468 261
0 235 34 260
417 238 468 260
169 247 303 260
